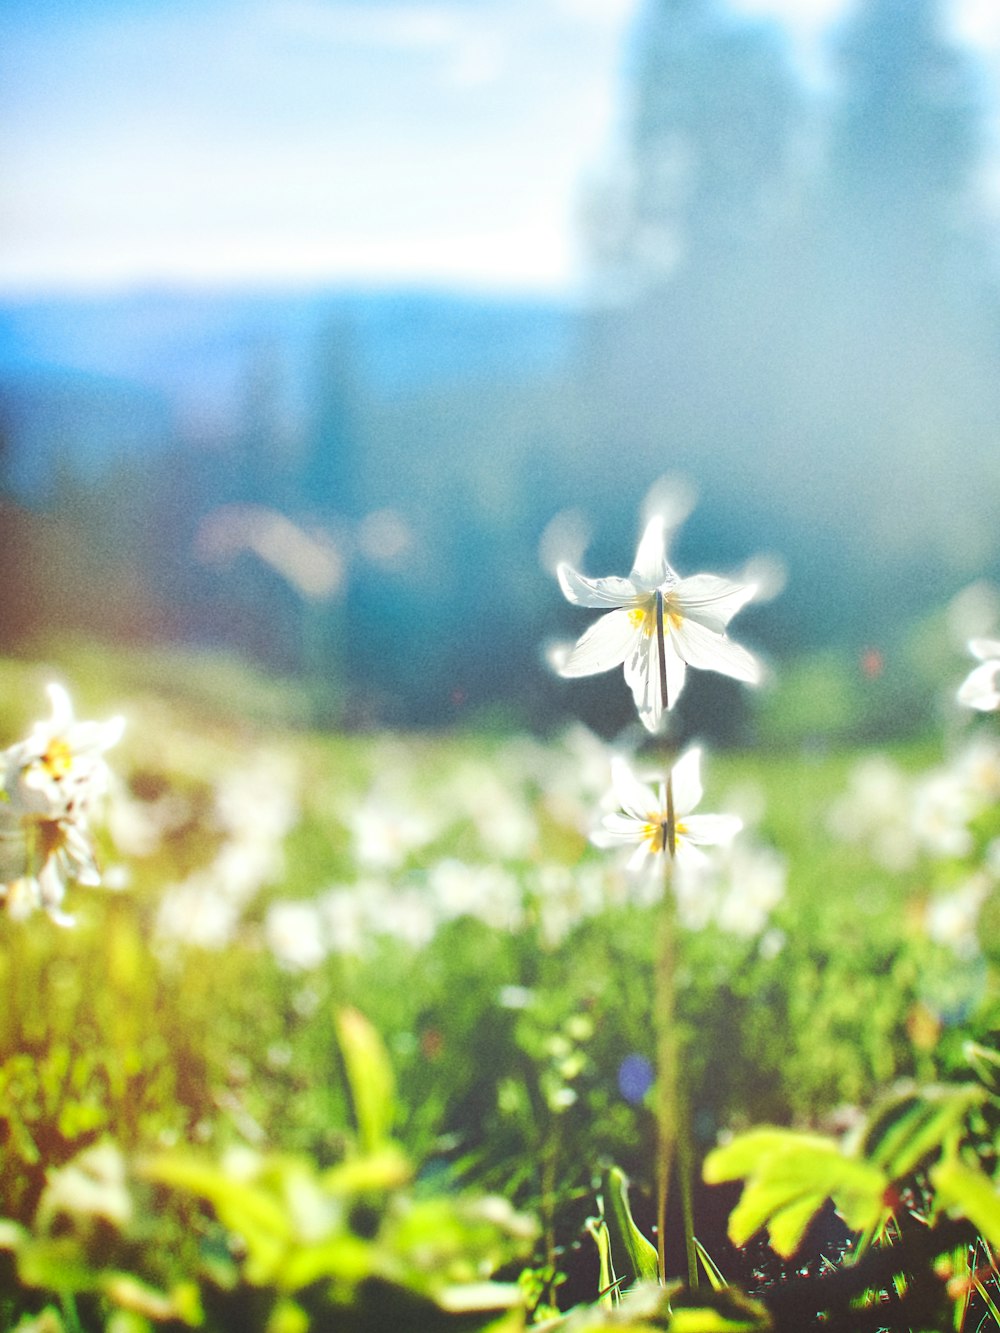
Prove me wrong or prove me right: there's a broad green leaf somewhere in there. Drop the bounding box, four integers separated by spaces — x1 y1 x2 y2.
321 1144 411 1196
280 1231 374 1290
863 1085 986 1182
601 1167 660 1287
705 1129 886 1258
335 1007 396 1154
704 1129 835 1184
17 1236 101 1292
931 1156 1000 1250
140 1153 292 1283
265 1299 310 1333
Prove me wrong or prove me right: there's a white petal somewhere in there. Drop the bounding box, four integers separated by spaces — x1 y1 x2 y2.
557 564 640 609
629 515 671 591
623 630 665 732
670 748 703 817
673 575 756 633
45 683 74 730
663 637 688 710
681 813 743 847
671 617 761 684
558 609 639 678
969 638 1000 663
610 756 659 822
627 841 654 872
958 660 1000 711
594 812 645 844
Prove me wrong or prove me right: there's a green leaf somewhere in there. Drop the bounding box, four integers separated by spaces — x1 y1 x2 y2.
280 1232 374 1290
862 1084 986 1182
321 1144 411 1196
692 1239 727 1294
600 1168 660 1288
335 1007 397 1154
17 1236 102 1293
140 1153 293 1284
704 1129 887 1258
585 1216 617 1306
931 1156 1000 1250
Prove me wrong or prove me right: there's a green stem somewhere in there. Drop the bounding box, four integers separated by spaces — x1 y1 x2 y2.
678 1107 699 1289
654 841 678 1281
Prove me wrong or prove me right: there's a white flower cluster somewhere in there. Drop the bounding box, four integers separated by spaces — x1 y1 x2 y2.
828 733 1000 959
0 684 124 925
154 749 301 953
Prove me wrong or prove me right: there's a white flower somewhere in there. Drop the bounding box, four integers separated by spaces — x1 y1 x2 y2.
958 638 1000 712
4 684 124 822
265 899 329 972
0 684 124 924
592 749 742 873
554 514 759 732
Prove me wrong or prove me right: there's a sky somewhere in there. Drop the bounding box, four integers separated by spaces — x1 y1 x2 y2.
2 0 999 296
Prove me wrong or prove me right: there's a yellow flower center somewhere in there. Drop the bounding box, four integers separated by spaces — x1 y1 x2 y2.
628 599 683 637
641 816 687 854
42 739 74 781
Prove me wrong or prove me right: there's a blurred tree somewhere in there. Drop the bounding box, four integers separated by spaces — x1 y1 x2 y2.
785 0 1000 610
577 0 800 562
304 313 364 519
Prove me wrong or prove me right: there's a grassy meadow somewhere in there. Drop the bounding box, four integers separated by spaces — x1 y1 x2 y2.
1 630 999 1331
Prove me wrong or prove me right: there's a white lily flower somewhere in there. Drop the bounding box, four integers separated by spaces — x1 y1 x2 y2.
4 683 124 822
957 638 1000 712
592 749 742 873
0 684 124 924
555 514 759 732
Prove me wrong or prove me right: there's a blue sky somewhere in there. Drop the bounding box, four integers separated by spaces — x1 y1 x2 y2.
2 0 998 296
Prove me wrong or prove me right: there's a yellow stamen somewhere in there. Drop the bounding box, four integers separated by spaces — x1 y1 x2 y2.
42 739 74 780
641 817 687 854
628 604 654 634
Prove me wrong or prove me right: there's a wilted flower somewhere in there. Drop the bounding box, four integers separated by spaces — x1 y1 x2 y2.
554 514 759 732
592 749 742 873
0 684 124 924
958 638 1000 712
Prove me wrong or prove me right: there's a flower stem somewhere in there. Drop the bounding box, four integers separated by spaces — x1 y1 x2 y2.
654 795 678 1280
655 590 669 715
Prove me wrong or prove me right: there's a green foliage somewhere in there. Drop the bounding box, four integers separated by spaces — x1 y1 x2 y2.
4 641 1000 1328
598 1167 661 1290
703 1128 887 1257
0 1012 536 1332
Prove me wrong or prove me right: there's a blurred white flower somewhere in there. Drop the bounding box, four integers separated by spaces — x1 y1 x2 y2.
37 1141 132 1233
441 761 538 860
911 770 975 860
925 875 988 958
155 878 241 951
428 858 523 929
827 754 915 871
592 749 742 873
351 789 438 871
265 899 329 972
958 638 1000 712
553 514 759 732
0 684 124 924
376 887 439 949
320 885 372 957
706 843 787 938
